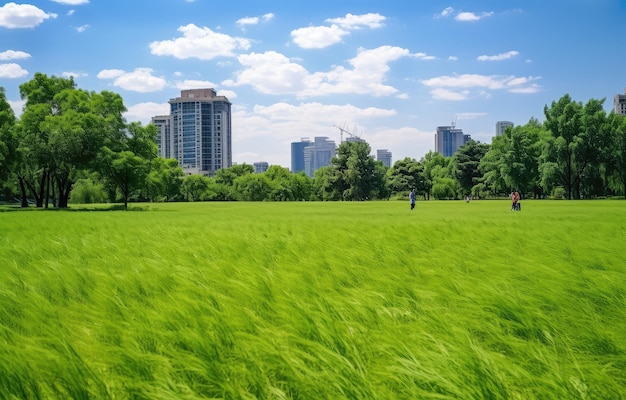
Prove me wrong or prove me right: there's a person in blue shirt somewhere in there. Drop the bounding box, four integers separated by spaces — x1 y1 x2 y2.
409 189 416 210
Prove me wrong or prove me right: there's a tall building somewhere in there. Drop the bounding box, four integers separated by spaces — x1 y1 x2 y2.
377 149 392 168
153 88 232 176
614 88 626 115
304 137 336 177
434 126 471 157
291 138 312 173
495 121 514 136
253 161 269 174
152 115 173 159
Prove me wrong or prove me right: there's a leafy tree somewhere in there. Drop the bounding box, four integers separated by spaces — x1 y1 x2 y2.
181 174 210 201
97 149 147 209
233 173 272 201
324 141 387 200
421 151 448 200
606 112 626 196
0 87 16 187
214 163 254 186
146 157 184 202
450 140 489 197
541 94 609 199
386 157 424 197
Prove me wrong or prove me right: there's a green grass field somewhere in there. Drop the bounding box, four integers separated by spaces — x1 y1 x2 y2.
1 200 625 399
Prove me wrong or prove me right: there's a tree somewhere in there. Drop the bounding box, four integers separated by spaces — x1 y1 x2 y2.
181 174 210 201
97 149 148 209
421 151 448 200
145 157 184 202
606 112 626 197
214 164 254 186
386 157 425 197
450 140 489 197
233 173 271 201
0 87 16 188
324 141 387 200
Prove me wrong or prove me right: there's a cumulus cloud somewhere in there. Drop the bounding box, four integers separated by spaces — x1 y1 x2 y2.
175 79 218 90
422 73 541 99
61 71 87 78
0 50 31 60
436 7 454 18
149 24 251 60
124 102 170 125
75 24 90 33
0 3 57 28
477 51 519 61
291 25 349 49
0 63 28 78
455 11 494 22
97 68 167 92
291 13 385 49
225 45 415 98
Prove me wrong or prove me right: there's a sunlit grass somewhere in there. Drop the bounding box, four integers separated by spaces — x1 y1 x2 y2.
1 200 625 399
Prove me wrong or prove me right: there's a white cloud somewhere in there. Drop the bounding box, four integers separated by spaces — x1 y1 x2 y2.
430 88 470 101
448 56 458 61
412 52 436 60
0 63 28 78
236 16 259 27
175 79 218 90
455 11 494 22
225 46 412 98
0 3 57 28
124 102 170 125
51 0 89 4
61 71 87 78
0 50 31 60
291 25 349 49
98 68 167 92
149 24 251 60
217 89 237 99
67 10 75 16
291 13 385 49
325 13 386 29
75 24 90 33
477 51 519 61
437 7 454 18
262 13 274 22
422 73 541 98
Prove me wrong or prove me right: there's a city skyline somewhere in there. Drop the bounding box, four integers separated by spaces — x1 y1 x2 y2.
2 1 625 168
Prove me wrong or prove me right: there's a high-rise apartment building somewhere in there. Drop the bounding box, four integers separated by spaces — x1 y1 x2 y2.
434 126 471 157
291 138 312 173
377 149 392 168
614 88 626 115
304 137 336 177
152 88 232 176
253 161 269 174
495 121 514 137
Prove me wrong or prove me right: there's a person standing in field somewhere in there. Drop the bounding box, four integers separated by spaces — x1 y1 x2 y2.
409 189 416 210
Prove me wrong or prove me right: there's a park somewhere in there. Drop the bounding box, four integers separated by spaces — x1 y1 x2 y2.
1 199 624 399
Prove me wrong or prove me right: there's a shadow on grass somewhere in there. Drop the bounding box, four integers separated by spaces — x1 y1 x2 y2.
0 204 151 212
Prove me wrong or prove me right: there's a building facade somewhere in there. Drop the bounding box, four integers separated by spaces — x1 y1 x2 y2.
291 138 312 173
614 88 626 115
152 88 232 176
376 149 392 168
253 161 269 174
304 137 336 177
495 121 514 137
435 126 471 157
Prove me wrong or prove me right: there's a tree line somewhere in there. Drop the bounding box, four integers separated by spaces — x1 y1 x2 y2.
1 74 625 208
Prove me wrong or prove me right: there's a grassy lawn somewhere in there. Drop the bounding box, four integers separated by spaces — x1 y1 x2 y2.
0 200 624 399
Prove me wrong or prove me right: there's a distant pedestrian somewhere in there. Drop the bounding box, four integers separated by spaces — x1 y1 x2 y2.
409 189 416 210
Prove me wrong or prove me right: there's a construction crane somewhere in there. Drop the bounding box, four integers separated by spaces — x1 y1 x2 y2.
333 124 360 142
451 115 458 129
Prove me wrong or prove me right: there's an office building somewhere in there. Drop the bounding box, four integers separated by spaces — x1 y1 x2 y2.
377 149 392 168
615 88 626 115
434 126 471 157
291 138 312 173
254 162 269 174
495 121 514 137
152 88 232 176
304 137 336 177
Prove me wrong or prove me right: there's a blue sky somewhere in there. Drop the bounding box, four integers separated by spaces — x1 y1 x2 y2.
1 0 625 168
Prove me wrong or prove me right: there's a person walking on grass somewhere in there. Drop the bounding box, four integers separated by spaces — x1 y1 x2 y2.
409 189 416 210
